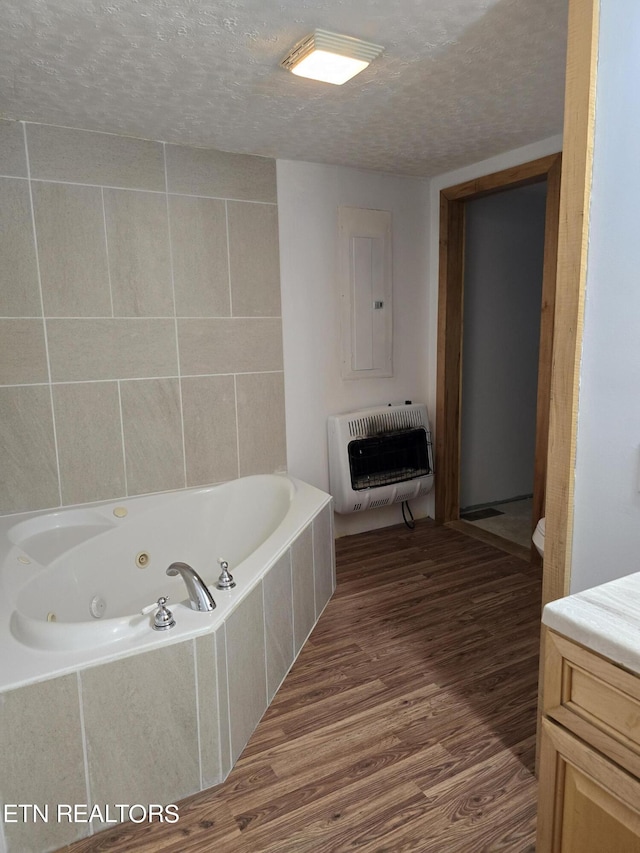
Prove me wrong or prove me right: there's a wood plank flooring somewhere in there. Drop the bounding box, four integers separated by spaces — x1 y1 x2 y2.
62 520 542 852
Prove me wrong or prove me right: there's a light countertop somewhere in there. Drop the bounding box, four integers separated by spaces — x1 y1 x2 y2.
542 571 640 675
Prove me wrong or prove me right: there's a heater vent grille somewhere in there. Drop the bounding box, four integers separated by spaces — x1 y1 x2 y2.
348 407 426 438
369 497 390 509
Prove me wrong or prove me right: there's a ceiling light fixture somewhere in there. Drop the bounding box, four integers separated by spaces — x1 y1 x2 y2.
280 29 384 85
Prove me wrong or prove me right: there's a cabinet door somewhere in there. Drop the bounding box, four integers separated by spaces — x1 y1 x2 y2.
542 629 640 778
537 719 640 852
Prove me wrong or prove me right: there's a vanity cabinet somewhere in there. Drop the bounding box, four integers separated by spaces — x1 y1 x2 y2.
537 628 640 852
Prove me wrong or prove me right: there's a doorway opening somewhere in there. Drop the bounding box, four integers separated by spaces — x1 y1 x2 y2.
435 153 562 561
459 181 548 550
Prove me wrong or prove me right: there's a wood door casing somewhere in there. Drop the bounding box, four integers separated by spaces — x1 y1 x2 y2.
542 0 600 607
435 154 561 555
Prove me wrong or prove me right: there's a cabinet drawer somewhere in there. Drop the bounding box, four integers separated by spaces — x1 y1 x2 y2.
544 630 640 776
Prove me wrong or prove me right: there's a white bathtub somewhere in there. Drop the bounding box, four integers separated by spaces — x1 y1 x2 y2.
0 474 332 693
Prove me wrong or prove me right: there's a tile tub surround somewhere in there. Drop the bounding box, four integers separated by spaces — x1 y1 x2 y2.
0 119 284 514
0 503 335 853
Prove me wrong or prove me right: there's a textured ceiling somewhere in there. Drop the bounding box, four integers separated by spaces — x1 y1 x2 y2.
0 0 567 177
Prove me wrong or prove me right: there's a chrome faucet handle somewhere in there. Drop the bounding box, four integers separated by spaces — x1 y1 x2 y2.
141 596 176 631
216 557 236 590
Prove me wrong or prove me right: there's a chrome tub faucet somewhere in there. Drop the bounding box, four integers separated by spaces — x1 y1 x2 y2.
166 562 216 612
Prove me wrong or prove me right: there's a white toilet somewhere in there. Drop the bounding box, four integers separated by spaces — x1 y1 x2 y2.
533 517 545 556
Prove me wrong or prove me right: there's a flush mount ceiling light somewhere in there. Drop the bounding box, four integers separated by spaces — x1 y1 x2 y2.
280 29 384 85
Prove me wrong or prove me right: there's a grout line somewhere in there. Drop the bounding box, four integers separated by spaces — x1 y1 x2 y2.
101 187 115 317
170 193 277 206
19 175 277 206
163 142 188 489
22 121 63 507
0 314 282 320
170 369 285 379
0 314 52 320
223 623 233 771
76 672 94 834
233 374 241 479
117 380 129 496
193 638 204 791
22 122 47 369
311 520 317 619
0 369 285 390
330 509 337 593
0 796 6 853
0 381 51 389
224 199 233 317
212 631 223 784
288 547 296 660
26 177 167 194
261 579 269 704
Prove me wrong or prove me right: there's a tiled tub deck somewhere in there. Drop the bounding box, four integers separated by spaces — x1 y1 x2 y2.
0 498 334 853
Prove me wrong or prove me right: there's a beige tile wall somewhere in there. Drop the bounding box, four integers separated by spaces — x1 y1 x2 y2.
0 120 285 514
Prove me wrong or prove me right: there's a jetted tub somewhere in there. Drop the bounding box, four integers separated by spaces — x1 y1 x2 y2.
0 474 333 691
0 474 335 853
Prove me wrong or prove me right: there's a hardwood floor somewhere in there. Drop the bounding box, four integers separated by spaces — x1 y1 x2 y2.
62 520 542 852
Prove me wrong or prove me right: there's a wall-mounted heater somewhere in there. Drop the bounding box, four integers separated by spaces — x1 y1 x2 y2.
328 403 434 514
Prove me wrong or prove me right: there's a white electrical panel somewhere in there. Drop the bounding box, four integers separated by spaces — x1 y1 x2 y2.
338 206 393 379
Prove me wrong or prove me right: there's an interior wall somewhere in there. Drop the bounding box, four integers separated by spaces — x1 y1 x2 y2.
570 0 640 592
0 120 285 515
276 159 431 536
1 124 565 533
460 184 547 509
